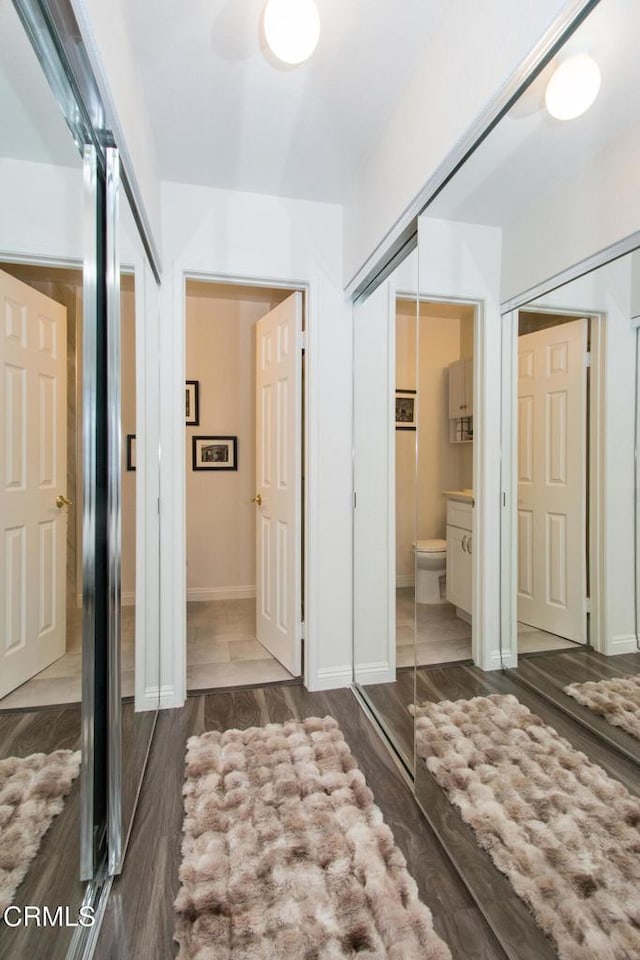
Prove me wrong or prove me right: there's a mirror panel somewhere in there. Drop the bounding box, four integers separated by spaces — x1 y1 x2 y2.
353 248 418 771
0 1 93 954
411 0 640 748
409 2 640 947
117 192 160 866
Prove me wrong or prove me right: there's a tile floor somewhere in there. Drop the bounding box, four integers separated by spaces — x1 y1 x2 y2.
396 587 578 667
186 598 296 690
0 606 135 710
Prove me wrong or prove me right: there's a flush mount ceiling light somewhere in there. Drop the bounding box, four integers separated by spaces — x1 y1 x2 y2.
263 0 320 65
545 53 601 120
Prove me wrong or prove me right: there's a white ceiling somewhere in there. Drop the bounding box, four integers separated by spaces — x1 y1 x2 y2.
428 0 638 229
0 0 80 168
120 0 444 202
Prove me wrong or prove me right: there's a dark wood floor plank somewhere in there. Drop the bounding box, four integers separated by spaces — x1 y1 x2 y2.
94 684 506 960
358 671 415 768
511 657 640 763
0 705 83 960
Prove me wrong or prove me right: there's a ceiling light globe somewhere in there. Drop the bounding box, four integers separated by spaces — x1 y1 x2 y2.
545 53 601 121
264 0 320 65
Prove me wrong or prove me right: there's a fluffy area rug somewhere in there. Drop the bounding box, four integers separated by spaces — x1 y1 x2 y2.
563 674 640 741
412 693 640 960
174 715 451 960
0 749 81 913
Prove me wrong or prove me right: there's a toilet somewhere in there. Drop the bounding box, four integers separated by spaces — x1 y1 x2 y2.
413 538 447 604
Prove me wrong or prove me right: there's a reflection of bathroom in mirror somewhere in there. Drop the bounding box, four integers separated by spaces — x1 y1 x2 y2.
353 250 418 771
412 301 474 668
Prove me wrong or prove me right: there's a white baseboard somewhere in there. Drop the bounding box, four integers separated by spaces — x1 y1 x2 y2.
309 665 352 691
396 574 415 588
607 633 639 655
455 607 472 624
353 660 395 685
187 585 256 602
142 684 185 711
484 647 515 670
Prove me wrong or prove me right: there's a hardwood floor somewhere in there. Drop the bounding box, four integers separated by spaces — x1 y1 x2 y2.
0 706 84 960
93 653 640 960
94 683 507 960
411 660 640 960
509 648 640 762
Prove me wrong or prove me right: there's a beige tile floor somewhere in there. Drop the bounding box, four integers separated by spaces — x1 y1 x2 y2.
1 598 295 709
186 598 295 690
396 587 578 667
0 606 136 710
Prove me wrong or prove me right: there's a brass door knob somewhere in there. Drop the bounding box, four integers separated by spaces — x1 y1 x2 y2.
56 494 72 509
250 494 263 506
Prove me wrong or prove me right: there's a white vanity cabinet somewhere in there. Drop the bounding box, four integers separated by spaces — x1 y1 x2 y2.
446 499 472 615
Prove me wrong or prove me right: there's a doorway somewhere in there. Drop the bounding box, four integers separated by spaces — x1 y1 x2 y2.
395 297 476 668
184 279 305 690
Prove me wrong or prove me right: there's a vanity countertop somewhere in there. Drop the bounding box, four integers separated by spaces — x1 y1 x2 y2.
443 489 474 504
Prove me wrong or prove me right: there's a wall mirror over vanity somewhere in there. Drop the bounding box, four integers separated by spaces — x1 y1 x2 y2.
353 0 640 953
0 2 161 957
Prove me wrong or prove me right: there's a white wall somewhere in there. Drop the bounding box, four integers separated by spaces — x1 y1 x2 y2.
501 118 640 301
71 0 162 257
0 159 83 262
159 183 352 703
344 0 576 285
184 287 288 600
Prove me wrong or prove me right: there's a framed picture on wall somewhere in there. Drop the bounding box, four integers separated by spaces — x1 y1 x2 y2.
192 436 238 471
185 380 200 426
395 390 417 430
126 434 136 471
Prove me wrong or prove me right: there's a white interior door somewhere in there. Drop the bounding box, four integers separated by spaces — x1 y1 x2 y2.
0 268 67 698
517 317 587 642
255 292 302 675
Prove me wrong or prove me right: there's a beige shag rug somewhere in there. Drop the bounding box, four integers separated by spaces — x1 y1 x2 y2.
412 693 640 960
563 674 640 741
174 715 451 960
0 749 81 913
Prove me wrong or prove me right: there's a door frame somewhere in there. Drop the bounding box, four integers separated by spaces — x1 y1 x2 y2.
500 307 606 666
182 271 308 683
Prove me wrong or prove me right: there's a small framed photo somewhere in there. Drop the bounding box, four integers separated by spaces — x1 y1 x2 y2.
395 390 417 430
193 436 238 471
126 434 136 471
185 380 200 426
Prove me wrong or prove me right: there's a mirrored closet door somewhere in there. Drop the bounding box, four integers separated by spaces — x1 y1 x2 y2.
407 2 640 954
353 249 418 771
0 1 161 955
0 2 100 955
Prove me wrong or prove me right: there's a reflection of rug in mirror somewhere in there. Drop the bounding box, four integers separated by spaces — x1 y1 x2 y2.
174 716 451 960
412 694 640 960
0 749 81 913
563 674 640 740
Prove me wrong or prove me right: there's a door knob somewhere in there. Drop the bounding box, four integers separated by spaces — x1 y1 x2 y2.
56 494 72 509
250 494 263 506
